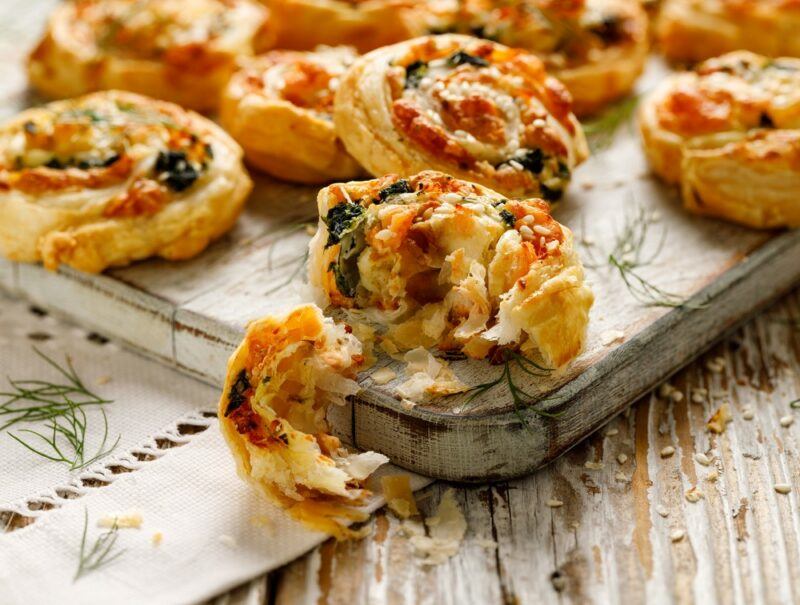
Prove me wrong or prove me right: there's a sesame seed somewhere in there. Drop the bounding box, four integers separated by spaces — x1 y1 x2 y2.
546 499 564 508
658 383 675 399
670 529 685 542
605 428 619 437
685 488 704 503
694 453 711 466
775 484 792 494
584 461 604 470
670 390 684 403
742 407 754 420
660 446 675 458
780 415 794 428
614 471 628 482
617 453 628 464
656 505 669 518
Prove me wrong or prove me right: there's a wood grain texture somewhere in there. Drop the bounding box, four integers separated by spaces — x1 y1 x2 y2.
248 290 800 605
0 7 798 481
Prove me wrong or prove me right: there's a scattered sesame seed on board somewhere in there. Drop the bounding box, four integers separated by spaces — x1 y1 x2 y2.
584 461 604 470
660 445 675 458
546 499 564 508
775 484 792 495
670 390 684 403
617 453 628 464
685 488 704 503
670 529 685 542
605 427 619 437
780 415 794 428
656 505 670 518
742 407 755 420
694 453 712 466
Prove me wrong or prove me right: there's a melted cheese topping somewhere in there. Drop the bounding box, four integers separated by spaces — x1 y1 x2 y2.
71 0 265 60
387 36 580 202
0 92 213 216
237 47 357 117
423 0 643 69
654 52 800 137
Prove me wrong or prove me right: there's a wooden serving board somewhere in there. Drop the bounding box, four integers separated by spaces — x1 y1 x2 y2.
1 13 798 481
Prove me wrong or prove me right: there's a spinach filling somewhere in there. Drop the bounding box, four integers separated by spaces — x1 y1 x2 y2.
155 150 200 192
405 60 429 89
447 50 490 68
324 202 368 298
41 154 121 170
225 369 251 416
499 208 516 227
376 179 413 203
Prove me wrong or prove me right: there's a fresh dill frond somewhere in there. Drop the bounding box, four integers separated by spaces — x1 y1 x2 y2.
9 400 119 470
582 95 640 153
264 249 310 296
585 203 707 309
0 348 112 432
790 398 800 409
266 216 316 271
74 509 126 582
464 349 562 427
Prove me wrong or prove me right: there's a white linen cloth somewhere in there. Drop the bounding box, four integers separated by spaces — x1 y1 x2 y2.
0 296 429 604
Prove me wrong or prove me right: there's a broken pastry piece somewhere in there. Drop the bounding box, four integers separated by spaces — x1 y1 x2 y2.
309 170 594 368
218 304 388 538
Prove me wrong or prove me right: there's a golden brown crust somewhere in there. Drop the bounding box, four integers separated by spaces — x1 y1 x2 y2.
28 0 274 112
639 51 800 228
218 304 384 539
334 34 588 200
308 170 594 368
0 91 252 272
418 0 650 116
264 0 425 52
220 47 364 183
658 0 800 63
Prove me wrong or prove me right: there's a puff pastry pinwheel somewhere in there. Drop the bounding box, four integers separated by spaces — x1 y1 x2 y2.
220 46 364 183
420 0 650 116
334 35 589 201
266 0 424 53
658 0 800 63
219 303 388 538
309 171 594 368
0 91 252 272
28 0 273 112
639 51 800 228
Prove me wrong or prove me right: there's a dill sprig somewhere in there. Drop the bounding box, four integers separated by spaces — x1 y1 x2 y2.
585 204 707 309
582 95 640 153
2 348 118 469
74 509 126 582
264 249 310 296
9 400 119 470
0 348 112 431
464 349 561 426
790 398 800 409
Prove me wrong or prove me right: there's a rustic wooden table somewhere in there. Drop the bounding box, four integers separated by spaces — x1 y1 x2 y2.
207 290 800 605
3 3 799 603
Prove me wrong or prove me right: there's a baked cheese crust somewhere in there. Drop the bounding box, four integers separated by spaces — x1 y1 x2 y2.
220 46 364 183
334 34 589 200
639 51 800 228
28 0 274 112
0 91 252 272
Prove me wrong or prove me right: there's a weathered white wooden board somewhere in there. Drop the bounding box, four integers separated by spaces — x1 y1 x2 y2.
1 6 798 482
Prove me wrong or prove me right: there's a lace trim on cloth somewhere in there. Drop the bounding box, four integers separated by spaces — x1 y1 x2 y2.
1 410 216 532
